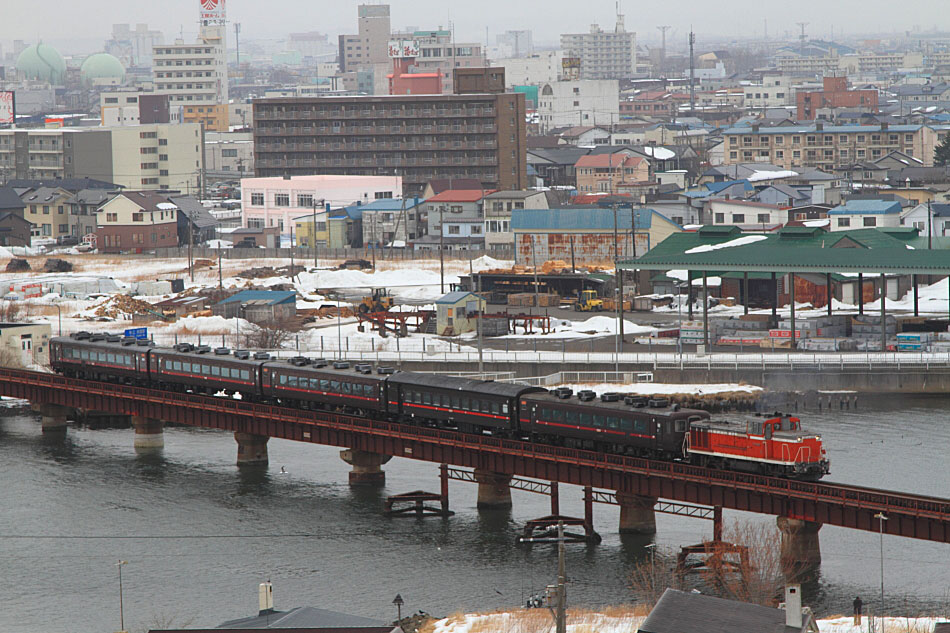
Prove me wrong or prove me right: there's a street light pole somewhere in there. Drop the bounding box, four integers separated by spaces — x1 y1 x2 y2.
116 559 128 632
875 512 887 620
439 204 445 294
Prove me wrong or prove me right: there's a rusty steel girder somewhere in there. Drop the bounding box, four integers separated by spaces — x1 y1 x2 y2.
2 368 948 544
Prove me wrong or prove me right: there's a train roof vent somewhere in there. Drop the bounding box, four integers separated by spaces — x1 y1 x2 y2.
624 395 649 407
354 363 372 374
577 390 596 402
175 343 195 353
90 333 106 341
253 352 271 360
553 387 573 399
106 335 121 343
234 350 250 360
312 358 329 368
195 345 212 354
333 361 350 369
288 356 311 367
648 397 670 408
137 339 153 347
377 366 395 375
73 331 91 340
600 392 622 402
121 337 137 346
214 347 231 355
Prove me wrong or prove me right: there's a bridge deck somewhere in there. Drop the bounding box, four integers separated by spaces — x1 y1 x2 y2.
1 368 947 543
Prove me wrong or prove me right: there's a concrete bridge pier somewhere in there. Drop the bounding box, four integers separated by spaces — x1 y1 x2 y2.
777 516 822 571
473 469 512 509
34 403 71 435
340 449 391 485
235 432 269 465
617 492 658 534
132 416 164 452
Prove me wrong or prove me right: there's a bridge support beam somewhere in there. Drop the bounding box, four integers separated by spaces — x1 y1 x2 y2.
777 516 822 570
617 492 657 534
340 449 391 485
473 469 512 509
235 432 269 466
34 403 70 434
132 416 164 452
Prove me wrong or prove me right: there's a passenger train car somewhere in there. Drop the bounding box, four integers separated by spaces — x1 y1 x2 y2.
49 333 830 480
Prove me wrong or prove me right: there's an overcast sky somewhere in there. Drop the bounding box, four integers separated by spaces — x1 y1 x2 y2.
3 0 948 53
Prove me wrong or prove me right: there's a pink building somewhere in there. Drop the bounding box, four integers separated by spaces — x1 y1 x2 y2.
240 175 402 236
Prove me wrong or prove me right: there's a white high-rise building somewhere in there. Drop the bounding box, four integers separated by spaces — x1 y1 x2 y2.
151 0 228 106
560 15 636 80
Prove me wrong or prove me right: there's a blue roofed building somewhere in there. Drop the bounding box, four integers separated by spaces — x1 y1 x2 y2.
359 197 425 248
828 199 903 231
510 206 681 267
212 290 297 323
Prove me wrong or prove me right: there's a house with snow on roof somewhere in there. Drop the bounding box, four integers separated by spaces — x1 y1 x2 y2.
707 199 791 229
575 153 650 194
828 199 902 231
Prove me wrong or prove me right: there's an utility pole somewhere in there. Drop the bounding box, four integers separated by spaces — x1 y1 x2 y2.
234 22 241 69
312 198 322 268
547 521 568 633
688 31 696 116
928 199 933 249
439 204 445 294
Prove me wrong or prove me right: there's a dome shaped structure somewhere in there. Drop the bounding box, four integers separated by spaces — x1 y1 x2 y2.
80 53 125 87
15 43 66 84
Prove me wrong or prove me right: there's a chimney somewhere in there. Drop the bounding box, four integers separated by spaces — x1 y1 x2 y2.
259 581 275 615
881 121 889 131
784 584 803 629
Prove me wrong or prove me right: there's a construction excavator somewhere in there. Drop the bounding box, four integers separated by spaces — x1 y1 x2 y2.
358 288 395 314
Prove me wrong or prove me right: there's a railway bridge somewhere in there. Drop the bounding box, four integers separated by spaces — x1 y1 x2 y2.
2 368 949 567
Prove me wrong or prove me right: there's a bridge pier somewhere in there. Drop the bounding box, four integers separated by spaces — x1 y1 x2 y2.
474 469 512 509
34 403 70 434
132 416 164 452
235 432 269 465
340 449 391 485
777 516 822 570
617 492 657 534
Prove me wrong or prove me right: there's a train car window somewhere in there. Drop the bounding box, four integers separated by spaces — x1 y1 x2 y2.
620 418 633 431
481 401 490 413
319 379 329 391
279 374 286 385
344 382 354 394
593 415 605 428
81 350 88 360
422 393 432 405
451 395 460 409
362 384 373 397
173 361 182 371
607 416 619 430
414 391 422 404
328 380 339 392
674 420 687 433
239 370 248 381
290 376 299 387
211 366 220 377
579 412 592 427
307 378 316 390
635 419 646 433
106 353 114 364
204 364 212 375
491 402 500 415
502 403 509 414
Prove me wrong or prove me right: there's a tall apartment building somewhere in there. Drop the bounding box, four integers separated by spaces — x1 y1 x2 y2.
560 16 636 80
0 123 203 192
253 93 527 195
536 80 620 132
722 123 936 172
106 23 164 68
338 4 391 73
150 0 228 128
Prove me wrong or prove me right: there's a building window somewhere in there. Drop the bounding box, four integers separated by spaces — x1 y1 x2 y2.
374 191 393 199
221 149 238 157
297 194 314 208
106 213 118 222
448 225 460 234
757 213 770 223
837 217 850 227
132 213 144 222
863 216 877 227
274 193 290 206
714 213 725 223
251 193 264 206
732 214 745 223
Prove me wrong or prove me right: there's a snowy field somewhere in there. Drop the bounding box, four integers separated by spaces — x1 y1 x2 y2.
553 382 763 397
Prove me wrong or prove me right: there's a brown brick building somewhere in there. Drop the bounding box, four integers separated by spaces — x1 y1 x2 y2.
252 93 527 196
796 76 878 120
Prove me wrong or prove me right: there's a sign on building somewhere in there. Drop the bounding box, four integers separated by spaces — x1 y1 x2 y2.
0 91 14 125
388 40 420 58
200 0 226 25
562 57 581 81
124 327 149 340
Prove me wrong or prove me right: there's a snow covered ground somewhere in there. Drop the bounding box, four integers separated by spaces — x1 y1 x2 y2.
554 382 763 397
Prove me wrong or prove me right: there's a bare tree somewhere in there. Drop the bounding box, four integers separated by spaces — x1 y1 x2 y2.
628 549 687 606
242 315 297 350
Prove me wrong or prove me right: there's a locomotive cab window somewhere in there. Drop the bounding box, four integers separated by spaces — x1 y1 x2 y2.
675 420 687 433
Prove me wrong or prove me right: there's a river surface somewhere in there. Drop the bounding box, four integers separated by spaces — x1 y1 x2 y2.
1 395 949 633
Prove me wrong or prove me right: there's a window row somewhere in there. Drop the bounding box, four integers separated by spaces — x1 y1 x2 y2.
65 347 135 366
537 407 651 433
404 389 508 415
165 360 251 380
277 374 375 397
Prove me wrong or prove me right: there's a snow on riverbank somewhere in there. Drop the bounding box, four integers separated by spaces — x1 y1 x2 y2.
555 382 763 397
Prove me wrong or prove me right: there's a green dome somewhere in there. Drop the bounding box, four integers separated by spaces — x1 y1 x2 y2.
16 43 66 84
80 53 125 87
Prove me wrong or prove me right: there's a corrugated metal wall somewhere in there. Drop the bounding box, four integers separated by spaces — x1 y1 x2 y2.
515 233 650 268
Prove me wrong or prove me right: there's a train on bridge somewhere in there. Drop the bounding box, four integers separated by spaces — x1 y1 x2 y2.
49 333 830 480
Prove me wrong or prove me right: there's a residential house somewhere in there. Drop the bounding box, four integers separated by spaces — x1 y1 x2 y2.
511 206 681 267
557 126 610 147
0 188 29 247
575 154 650 194
755 184 811 207
360 198 425 247
19 186 73 241
0 322 52 367
212 290 297 323
902 202 950 236
620 91 674 119
418 190 492 250
708 199 790 227
828 199 902 231
422 178 483 199
66 189 113 243
95 191 180 253
527 147 591 188
228 226 280 248
639 586 819 633
482 190 550 251
874 150 924 171
172 196 219 245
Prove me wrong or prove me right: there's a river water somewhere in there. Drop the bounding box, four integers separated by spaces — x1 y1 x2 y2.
1 395 948 633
